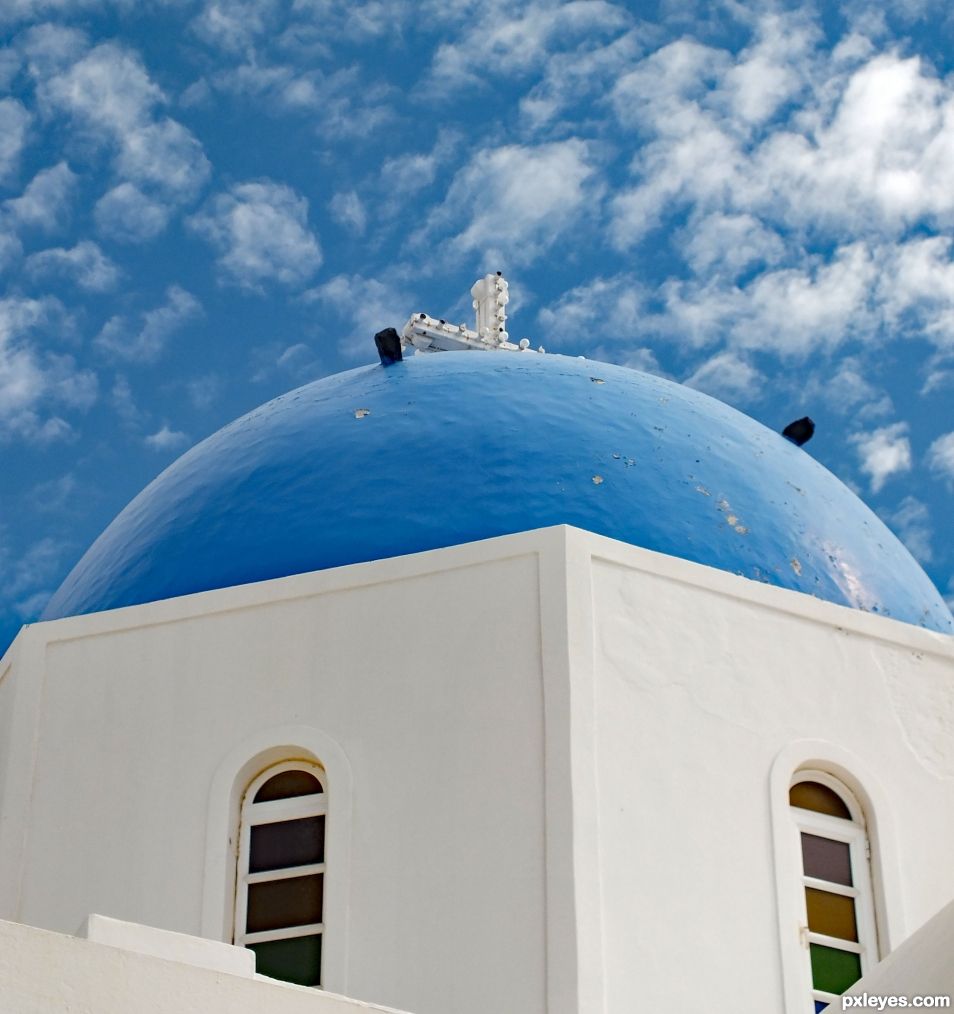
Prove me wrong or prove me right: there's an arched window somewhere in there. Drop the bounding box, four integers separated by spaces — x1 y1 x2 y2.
233 760 327 987
790 771 878 1012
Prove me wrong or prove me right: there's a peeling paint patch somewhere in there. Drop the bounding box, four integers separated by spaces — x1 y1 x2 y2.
734 525 748 534
354 408 371 419
790 558 803 576
592 475 604 485
695 485 710 496
590 377 605 384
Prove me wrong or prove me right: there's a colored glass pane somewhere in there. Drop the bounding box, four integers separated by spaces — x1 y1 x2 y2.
806 887 858 941
810 944 862 995
815 1002 830 1012
254 769 323 802
250 816 325 873
246 874 323 934
790 781 852 820
801 833 853 886
250 934 321 987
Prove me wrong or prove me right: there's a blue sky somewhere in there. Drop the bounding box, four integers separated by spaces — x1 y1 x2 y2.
2 0 953 653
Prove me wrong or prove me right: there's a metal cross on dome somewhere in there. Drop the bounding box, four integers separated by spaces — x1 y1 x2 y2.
399 273 545 355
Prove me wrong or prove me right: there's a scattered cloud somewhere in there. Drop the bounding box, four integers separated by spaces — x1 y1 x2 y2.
927 431 954 486
885 495 933 562
809 356 893 420
27 240 120 292
95 286 201 363
3 162 78 232
850 421 913 492
328 190 367 236
428 0 631 91
33 40 210 232
189 180 321 290
682 350 764 405
0 98 31 183
537 274 645 348
144 423 190 451
418 139 601 266
305 272 409 358
94 182 170 243
0 295 92 442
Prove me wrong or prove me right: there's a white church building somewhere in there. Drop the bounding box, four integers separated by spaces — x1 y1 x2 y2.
2 279 953 1014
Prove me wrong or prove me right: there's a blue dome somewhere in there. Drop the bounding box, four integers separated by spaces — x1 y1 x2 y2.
43 352 952 633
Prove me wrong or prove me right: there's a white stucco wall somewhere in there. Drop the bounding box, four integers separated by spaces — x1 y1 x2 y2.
0 917 414 1014
1 526 952 1014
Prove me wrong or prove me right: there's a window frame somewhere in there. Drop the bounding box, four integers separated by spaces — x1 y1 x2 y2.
232 759 328 983
790 770 879 1011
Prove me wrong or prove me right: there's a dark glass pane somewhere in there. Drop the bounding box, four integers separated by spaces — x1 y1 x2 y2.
791 781 852 820
806 887 858 941
801 833 853 887
246 874 323 934
810 943 862 995
250 816 325 873
254 769 323 802
250 934 321 987
815 1002 830 1012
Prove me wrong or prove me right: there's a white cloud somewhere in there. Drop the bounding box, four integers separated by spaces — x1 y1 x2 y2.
428 0 630 91
3 162 78 232
34 41 210 226
682 350 764 405
419 139 600 266
0 233 23 274
328 190 367 235
885 495 933 562
191 0 282 54
0 295 92 442
189 180 321 290
537 274 645 348
0 98 31 183
927 431 954 486
680 212 785 279
27 240 120 292
94 182 169 242
95 286 201 363
305 272 409 358
811 357 893 420
144 423 190 452
850 421 913 492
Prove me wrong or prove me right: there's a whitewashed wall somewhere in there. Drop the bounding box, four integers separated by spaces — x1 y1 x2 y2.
1 527 952 1014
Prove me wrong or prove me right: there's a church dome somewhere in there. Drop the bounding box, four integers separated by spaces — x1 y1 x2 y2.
42 352 953 633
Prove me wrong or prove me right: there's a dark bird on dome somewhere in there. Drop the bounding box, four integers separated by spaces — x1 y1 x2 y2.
374 327 403 366
782 417 815 447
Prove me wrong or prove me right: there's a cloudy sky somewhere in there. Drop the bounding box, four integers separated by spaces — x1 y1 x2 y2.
2 0 953 652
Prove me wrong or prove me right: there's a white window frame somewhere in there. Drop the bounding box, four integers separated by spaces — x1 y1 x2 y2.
233 760 328 982
790 770 879 1012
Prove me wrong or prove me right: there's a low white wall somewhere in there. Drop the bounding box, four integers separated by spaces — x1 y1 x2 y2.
0 918 413 1014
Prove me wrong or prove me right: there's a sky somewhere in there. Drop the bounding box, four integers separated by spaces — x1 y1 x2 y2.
1 0 953 653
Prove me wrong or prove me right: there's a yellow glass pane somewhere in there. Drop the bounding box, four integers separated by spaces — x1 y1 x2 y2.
790 781 851 819
806 887 858 941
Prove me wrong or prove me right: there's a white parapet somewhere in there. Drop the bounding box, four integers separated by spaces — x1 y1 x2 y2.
1 918 416 1014
80 913 255 977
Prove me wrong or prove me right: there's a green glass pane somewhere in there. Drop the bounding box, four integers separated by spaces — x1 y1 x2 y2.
254 770 323 802
790 782 851 819
801 833 853 887
810 943 862 994
246 873 323 933
250 934 321 986
806 887 858 941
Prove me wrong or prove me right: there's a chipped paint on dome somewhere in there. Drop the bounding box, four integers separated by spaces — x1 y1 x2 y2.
42 352 954 633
